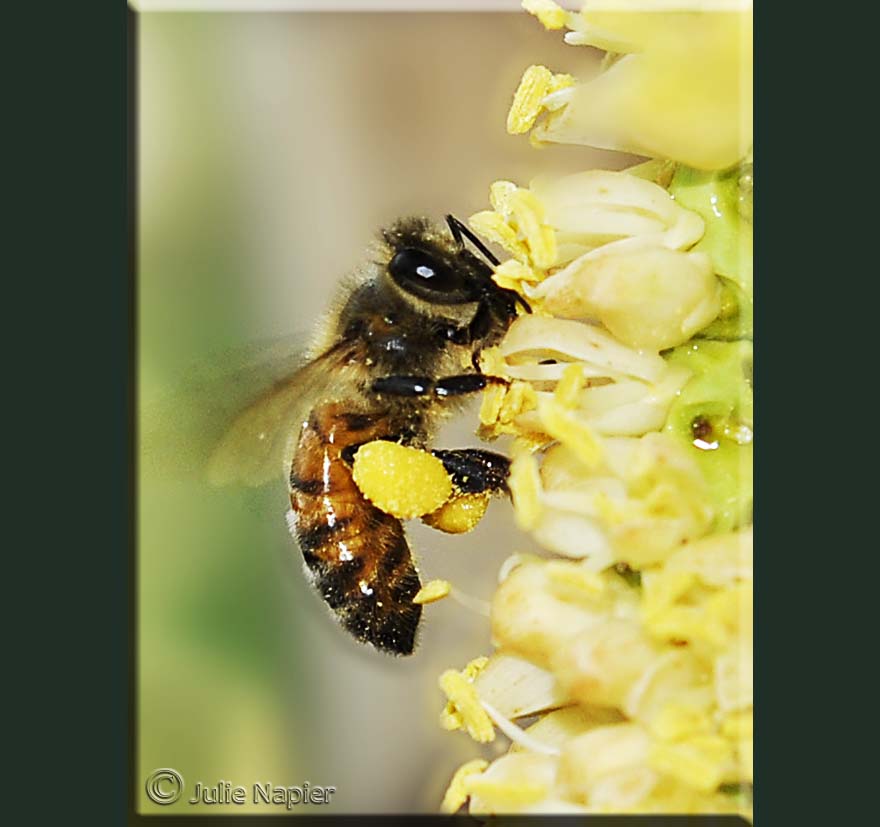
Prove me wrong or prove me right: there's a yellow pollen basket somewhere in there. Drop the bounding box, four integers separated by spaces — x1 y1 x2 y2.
423 493 491 535
351 441 453 519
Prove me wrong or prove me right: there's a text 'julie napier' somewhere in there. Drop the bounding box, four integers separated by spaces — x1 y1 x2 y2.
189 780 336 809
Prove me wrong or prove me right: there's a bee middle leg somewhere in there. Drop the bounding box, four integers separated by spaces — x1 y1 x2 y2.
371 373 508 398
367 374 512 495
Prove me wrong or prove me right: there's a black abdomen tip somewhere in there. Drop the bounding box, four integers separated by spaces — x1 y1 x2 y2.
307 558 423 656
341 565 423 656
346 600 422 656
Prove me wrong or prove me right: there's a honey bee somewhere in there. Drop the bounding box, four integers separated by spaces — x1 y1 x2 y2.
207 216 528 655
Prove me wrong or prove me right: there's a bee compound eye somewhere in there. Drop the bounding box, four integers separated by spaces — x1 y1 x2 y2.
388 247 474 304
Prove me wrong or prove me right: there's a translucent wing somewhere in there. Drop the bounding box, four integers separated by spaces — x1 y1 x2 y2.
205 353 337 488
202 334 373 488
141 336 355 488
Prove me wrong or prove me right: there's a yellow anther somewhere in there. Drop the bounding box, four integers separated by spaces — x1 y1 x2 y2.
468 210 530 262
507 65 555 135
507 188 558 269
440 759 489 814
439 669 495 744
413 580 452 604
554 362 585 408
522 0 568 31
508 449 543 531
538 397 604 469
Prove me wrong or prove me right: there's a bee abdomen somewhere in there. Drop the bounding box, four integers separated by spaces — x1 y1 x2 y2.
289 471 323 495
288 402 423 655
296 517 354 554
337 559 422 656
294 507 423 655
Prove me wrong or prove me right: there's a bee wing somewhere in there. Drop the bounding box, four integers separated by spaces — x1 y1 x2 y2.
141 336 353 488
204 353 337 488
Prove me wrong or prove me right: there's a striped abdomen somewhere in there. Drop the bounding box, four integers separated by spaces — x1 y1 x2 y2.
287 402 422 655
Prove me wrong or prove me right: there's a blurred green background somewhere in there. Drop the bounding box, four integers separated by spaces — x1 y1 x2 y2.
137 10 633 814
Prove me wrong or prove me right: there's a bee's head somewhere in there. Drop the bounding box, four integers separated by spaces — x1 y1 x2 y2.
379 216 529 346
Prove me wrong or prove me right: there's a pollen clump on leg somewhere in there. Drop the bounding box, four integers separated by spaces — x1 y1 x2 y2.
423 492 491 534
352 441 452 519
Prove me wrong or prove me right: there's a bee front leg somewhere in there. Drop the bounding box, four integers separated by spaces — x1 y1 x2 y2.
430 448 511 496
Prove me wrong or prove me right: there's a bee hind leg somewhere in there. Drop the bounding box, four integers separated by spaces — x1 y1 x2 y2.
431 448 511 495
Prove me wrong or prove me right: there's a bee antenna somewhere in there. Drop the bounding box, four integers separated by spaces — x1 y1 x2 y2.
445 214 501 267
509 290 532 314
445 214 531 314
